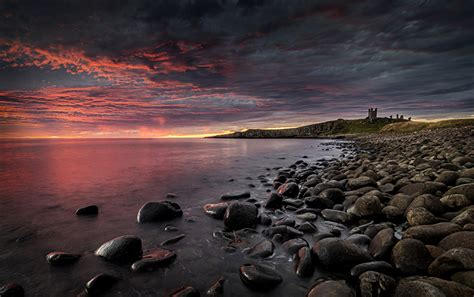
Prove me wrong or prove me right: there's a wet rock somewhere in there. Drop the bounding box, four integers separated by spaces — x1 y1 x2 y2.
321 209 353 224
320 188 345 204
85 273 119 296
304 195 334 209
0 283 24 297
274 217 295 227
440 194 470 210
347 195 382 217
46 251 81 265
137 201 183 223
203 203 228 220
161 234 186 246
438 231 474 250
165 224 179 232
403 222 462 244
306 279 354 297
263 226 304 242
95 235 142 263
282 198 304 208
298 222 318 233
391 239 432 275
313 238 372 269
76 205 98 216
220 191 251 201
350 261 395 277
359 271 396 297
296 212 317 221
397 276 474 297
368 228 395 259
281 238 308 255
277 182 299 198
264 193 283 209
239 264 282 291
223 202 257 231
166 193 177 198
406 207 440 226
295 247 313 277
444 183 474 202
346 234 372 248
428 247 474 277
451 271 474 289
259 214 272 226
347 177 377 190
206 277 225 297
245 239 274 258
171 286 200 297
131 248 176 272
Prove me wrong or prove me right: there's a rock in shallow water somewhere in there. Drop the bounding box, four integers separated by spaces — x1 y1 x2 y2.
245 239 274 258
95 235 142 263
220 191 251 201
0 283 24 297
85 273 119 296
312 238 372 269
277 182 299 198
223 201 257 230
161 234 186 246
170 286 200 297
137 201 183 223
294 247 313 277
131 248 176 272
206 276 225 297
46 251 81 265
306 279 354 297
203 203 228 220
239 264 282 291
75 205 98 216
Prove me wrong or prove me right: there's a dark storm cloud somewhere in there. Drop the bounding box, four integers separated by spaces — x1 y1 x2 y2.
0 0 473 137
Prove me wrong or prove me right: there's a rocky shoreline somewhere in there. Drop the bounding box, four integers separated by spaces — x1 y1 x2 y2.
1 126 473 296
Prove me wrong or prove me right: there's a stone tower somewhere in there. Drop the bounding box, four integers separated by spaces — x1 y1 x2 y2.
368 108 378 123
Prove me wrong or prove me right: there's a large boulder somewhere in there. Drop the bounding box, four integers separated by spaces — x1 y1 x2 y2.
137 201 183 223
264 193 283 209
312 238 372 269
359 271 396 297
95 235 142 263
403 222 462 244
391 239 432 275
428 248 474 277
223 201 258 230
435 171 459 186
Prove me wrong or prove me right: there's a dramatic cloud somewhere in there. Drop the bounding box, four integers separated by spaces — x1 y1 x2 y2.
1 0 473 137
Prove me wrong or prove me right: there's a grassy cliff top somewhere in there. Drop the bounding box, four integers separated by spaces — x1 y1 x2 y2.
379 118 474 133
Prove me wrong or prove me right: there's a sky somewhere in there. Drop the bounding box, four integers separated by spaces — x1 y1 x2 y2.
0 0 473 138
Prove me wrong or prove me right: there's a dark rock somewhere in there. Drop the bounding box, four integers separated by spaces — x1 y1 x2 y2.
245 239 274 258
403 222 462 244
359 271 396 297
306 279 354 297
313 238 372 269
274 217 295 227
0 283 24 297
406 207 440 226
282 198 304 208
451 271 474 289
223 202 258 231
76 205 98 216
440 194 470 209
399 182 446 197
46 251 81 265
388 194 413 211
85 273 119 296
161 234 186 246
263 226 304 242
347 177 377 190
304 195 334 209
259 214 272 226
320 188 345 204
392 277 445 297
444 183 474 202
295 247 313 277
131 248 176 272
281 238 308 255
239 264 282 291
347 195 382 217
95 235 142 263
435 171 459 186
368 228 395 259
296 212 317 221
277 182 299 198
206 277 225 297
264 193 283 209
203 203 228 220
452 208 474 225
391 239 432 275
396 276 474 297
438 231 474 250
382 206 404 221
428 247 474 277
298 222 318 233
171 286 200 297
350 261 395 277
407 194 445 216
321 209 353 224
346 234 372 248
220 191 251 201
137 201 183 223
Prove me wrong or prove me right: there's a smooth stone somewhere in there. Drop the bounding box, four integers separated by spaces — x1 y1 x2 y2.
264 193 283 209
203 203 228 220
428 247 474 277
298 222 318 233
306 279 354 297
440 194 470 209
304 195 334 209
296 212 317 221
425 245 446 259
438 231 474 250
0 284 24 297
392 278 446 297
347 177 377 190
281 238 308 255
321 209 353 224
170 286 200 297
85 273 119 296
137 201 183 223
295 247 313 277
95 235 142 263
131 248 176 272
435 171 459 186
407 194 445 216
399 182 445 197
396 276 474 297
312 238 372 269
274 217 295 227
283 198 304 208
223 202 258 231
239 264 282 291
388 194 413 211
452 208 474 225
382 206 404 221
451 271 474 289
206 277 225 296
350 261 395 277
166 193 177 198
277 182 299 198
75 205 98 216
165 224 179 232
347 195 382 217
391 239 432 275
368 228 395 259
161 234 186 246
245 239 274 258
345 234 372 248
319 188 345 203
263 226 304 242
406 207 440 226
220 191 251 201
444 183 474 202
46 251 81 265
403 222 462 244
359 271 396 297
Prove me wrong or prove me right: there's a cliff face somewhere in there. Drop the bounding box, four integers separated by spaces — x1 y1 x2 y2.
212 118 399 138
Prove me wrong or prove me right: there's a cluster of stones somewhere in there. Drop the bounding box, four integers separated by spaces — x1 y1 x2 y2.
203 126 474 296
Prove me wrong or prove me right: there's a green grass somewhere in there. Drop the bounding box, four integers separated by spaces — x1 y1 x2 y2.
380 119 474 133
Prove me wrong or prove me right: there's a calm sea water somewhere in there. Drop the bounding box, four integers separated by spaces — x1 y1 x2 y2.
0 138 345 297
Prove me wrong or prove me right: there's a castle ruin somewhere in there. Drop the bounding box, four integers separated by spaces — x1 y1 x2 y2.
368 108 377 123
367 108 410 123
